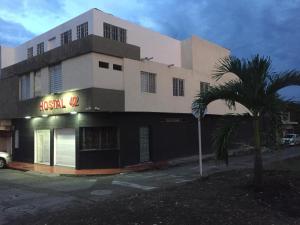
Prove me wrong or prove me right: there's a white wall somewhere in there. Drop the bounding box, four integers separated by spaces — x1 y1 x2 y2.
123 59 247 115
91 53 124 90
8 10 94 66
62 54 94 91
93 9 182 67
0 46 15 69
1 8 182 68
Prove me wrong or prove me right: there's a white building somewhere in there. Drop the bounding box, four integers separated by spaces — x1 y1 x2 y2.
0 8 244 169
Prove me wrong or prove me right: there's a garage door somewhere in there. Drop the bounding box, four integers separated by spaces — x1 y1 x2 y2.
55 128 76 167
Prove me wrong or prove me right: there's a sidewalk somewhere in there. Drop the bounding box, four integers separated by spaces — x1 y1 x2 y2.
8 160 169 176
8 146 300 176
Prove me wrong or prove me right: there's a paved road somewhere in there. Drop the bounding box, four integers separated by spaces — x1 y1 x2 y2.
0 146 299 225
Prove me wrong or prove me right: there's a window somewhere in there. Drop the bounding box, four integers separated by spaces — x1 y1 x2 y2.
99 61 109 69
27 47 33 59
103 22 127 43
113 64 122 71
19 74 31 100
80 127 119 150
34 70 42 97
200 82 210 94
49 64 62 93
37 42 44 55
77 22 88 39
103 23 111 39
173 78 185 96
119 28 127 43
60 30 72 45
141 71 156 93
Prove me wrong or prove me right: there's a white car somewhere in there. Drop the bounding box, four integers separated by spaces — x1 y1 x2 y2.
0 152 11 169
281 134 300 146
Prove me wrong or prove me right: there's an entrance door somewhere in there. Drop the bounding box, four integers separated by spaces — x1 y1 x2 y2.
35 130 51 165
55 128 76 167
139 126 150 162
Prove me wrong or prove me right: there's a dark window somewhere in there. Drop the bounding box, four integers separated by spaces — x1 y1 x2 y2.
173 78 184 96
27 47 33 58
77 22 88 39
141 71 156 93
113 64 122 71
61 30 72 45
37 42 44 55
99 61 109 69
103 22 127 43
103 23 111 39
80 127 119 150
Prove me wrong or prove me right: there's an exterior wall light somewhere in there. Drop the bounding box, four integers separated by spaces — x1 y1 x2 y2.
25 116 31 119
70 111 77 115
42 114 48 118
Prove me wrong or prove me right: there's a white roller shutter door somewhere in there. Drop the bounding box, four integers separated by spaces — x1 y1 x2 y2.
55 128 76 167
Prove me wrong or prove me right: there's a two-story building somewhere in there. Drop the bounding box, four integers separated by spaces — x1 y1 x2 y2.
0 8 245 169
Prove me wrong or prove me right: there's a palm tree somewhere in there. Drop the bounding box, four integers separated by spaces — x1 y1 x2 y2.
192 55 300 188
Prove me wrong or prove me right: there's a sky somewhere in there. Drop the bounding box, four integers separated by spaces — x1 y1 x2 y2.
0 0 299 100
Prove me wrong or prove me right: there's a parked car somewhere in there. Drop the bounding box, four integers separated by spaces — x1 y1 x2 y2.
0 152 11 169
281 134 300 146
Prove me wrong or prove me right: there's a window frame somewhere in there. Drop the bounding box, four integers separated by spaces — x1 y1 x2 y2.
49 63 62 94
80 127 120 151
103 22 127 43
60 30 72 45
34 70 42 97
77 22 88 39
141 71 156 94
27 47 33 59
113 64 122 71
173 78 185 96
37 42 44 55
99 61 109 69
19 74 31 100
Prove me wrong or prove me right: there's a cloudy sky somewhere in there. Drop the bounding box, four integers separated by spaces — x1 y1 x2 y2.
0 0 299 100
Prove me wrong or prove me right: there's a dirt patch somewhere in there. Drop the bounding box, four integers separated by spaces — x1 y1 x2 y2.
21 169 300 225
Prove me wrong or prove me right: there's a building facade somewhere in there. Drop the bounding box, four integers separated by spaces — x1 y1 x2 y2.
0 9 245 169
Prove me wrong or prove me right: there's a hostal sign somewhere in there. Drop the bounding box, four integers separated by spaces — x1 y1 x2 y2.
40 95 79 111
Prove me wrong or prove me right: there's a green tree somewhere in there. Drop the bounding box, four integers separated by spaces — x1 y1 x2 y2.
192 55 300 188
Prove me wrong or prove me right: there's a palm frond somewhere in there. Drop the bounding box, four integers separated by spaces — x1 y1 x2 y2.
213 56 242 81
192 80 249 117
213 114 248 165
266 70 300 95
213 55 272 86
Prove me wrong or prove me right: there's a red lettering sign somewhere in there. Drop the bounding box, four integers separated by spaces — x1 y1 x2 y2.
39 96 78 111
69 96 79 107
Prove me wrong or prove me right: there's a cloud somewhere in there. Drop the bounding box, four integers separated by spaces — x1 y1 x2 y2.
0 18 34 46
0 0 66 34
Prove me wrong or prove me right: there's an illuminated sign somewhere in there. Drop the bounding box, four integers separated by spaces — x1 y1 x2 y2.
40 96 79 111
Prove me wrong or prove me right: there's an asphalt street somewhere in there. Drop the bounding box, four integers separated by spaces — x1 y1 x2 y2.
0 146 299 225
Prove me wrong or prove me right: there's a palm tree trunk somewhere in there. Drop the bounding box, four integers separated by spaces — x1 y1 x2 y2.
253 116 263 189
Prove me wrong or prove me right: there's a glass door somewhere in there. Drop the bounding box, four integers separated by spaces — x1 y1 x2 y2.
35 130 51 165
